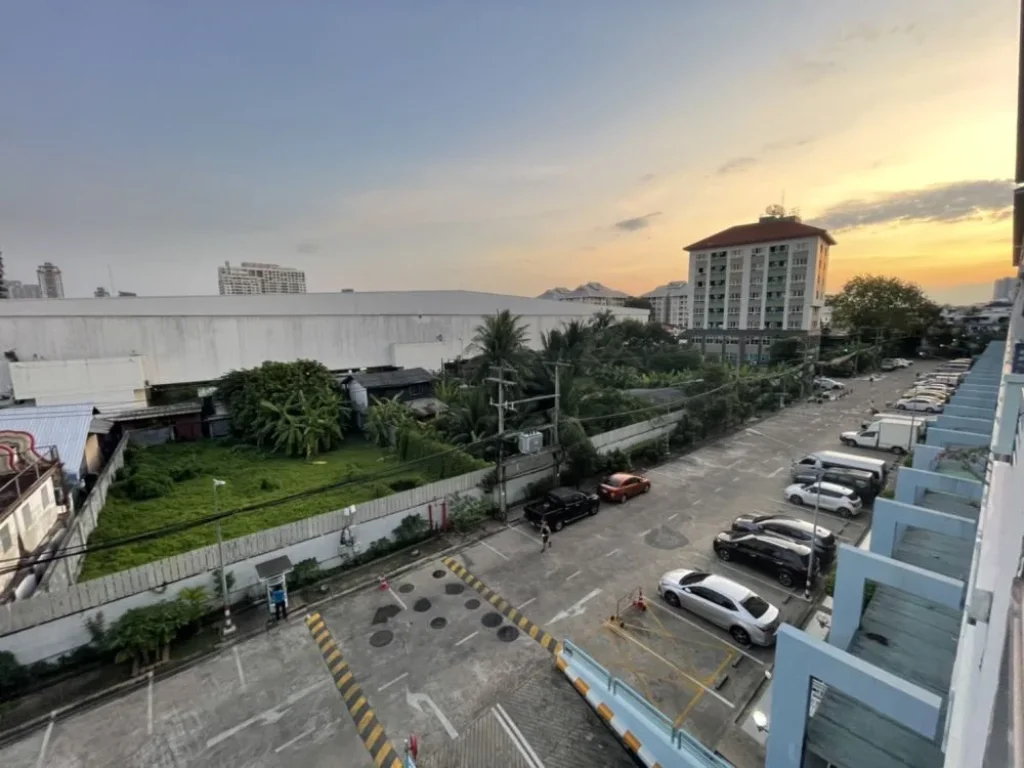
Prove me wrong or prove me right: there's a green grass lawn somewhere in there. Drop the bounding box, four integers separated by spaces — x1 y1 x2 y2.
79 439 431 581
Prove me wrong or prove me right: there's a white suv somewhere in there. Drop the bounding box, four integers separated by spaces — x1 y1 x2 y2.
783 481 863 518
896 396 944 413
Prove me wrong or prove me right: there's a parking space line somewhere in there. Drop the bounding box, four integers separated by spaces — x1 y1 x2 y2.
507 523 541 544
674 649 736 728
442 556 560 654
232 646 247 691
604 622 734 708
566 569 581 581
712 560 813 603
603 548 620 557
643 599 765 665
667 513 678 521
481 540 511 561
147 670 154 735
455 631 479 647
516 597 536 610
36 713 54 768
692 499 702 505
275 725 316 753
637 529 652 538
378 672 408 692
303 613 403 768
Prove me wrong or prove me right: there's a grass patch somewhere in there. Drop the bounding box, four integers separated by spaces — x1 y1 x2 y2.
80 439 437 580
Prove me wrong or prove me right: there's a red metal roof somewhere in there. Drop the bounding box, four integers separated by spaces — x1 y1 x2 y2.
683 219 836 251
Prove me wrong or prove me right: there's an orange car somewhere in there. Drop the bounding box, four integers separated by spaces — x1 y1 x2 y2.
598 472 651 503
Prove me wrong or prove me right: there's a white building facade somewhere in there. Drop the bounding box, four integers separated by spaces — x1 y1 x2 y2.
992 275 1017 302
0 291 649 388
642 281 688 328
217 261 307 295
684 214 834 364
537 282 630 307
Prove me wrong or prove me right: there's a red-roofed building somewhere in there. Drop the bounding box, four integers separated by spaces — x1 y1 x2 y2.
683 210 835 365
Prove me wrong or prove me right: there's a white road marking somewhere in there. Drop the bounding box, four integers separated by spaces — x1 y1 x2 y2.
407 690 459 740
492 707 544 768
644 599 765 665
206 681 328 748
388 588 408 611
36 714 55 768
638 529 652 538
507 524 541 544
233 646 247 690
667 513 679 521
274 725 316 753
603 548 620 557
713 487 722 493
767 467 784 478
481 540 511 561
566 569 581 581
548 588 602 626
692 499 702 505
608 625 734 708
731 476 739 483
455 631 479 647
516 597 537 610
494 703 548 768
147 670 154 735
378 672 409 692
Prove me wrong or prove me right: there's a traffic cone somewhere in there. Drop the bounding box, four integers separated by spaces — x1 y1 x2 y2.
379 576 389 591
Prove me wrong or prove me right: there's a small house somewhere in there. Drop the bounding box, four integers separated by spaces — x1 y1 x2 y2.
345 368 438 426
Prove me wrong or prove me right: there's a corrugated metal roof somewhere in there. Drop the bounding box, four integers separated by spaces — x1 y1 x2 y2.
0 403 95 481
105 400 203 422
350 368 432 389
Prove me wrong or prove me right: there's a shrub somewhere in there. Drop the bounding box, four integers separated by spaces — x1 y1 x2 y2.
447 493 496 533
124 469 173 501
287 558 321 589
388 476 424 493
395 428 489 479
211 568 236 601
600 449 632 474
369 482 393 499
0 651 29 699
169 457 202 482
393 513 430 544
523 475 557 501
259 477 281 492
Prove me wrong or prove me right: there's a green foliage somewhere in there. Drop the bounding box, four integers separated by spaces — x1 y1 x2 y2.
600 448 633 473
769 337 804 365
364 395 417 447
394 513 430 544
211 568 236 601
176 587 209 625
388 476 424 492
104 588 214 673
446 493 498 533
169 456 202 483
80 440 433 580
831 275 939 341
395 428 489 478
217 360 349 458
470 310 531 378
523 475 558 501
287 558 322 590
0 651 30 699
122 468 173 501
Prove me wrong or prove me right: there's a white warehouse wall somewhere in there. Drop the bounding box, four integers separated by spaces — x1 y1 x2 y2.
0 292 647 386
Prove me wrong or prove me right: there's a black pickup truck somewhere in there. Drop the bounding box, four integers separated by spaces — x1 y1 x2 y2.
523 487 600 531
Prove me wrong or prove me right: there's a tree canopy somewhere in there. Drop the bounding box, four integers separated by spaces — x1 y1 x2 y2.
830 275 939 341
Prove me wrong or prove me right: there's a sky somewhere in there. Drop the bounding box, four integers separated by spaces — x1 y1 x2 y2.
0 1 1019 305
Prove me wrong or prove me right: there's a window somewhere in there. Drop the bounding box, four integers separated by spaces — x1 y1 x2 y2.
0 525 10 553
741 595 771 618
21 501 34 529
728 320 738 328
40 484 51 508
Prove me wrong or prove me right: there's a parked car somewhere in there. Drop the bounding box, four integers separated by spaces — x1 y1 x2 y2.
880 358 898 372
896 396 944 413
783 481 863 517
791 465 879 501
903 387 951 402
814 377 845 391
894 358 913 367
657 569 781 646
792 450 888 486
597 472 651 503
730 514 838 566
523 487 600 531
841 417 924 454
712 531 818 588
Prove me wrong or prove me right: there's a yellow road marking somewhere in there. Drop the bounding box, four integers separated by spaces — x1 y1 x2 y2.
673 649 736 727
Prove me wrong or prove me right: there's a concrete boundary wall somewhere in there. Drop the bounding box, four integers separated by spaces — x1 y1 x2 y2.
0 414 679 662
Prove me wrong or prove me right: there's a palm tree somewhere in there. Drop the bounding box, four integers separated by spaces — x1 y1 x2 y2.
259 392 343 458
471 310 529 377
438 387 496 446
364 395 416 448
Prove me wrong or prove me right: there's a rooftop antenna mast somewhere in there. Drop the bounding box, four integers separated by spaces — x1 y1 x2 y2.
107 264 117 295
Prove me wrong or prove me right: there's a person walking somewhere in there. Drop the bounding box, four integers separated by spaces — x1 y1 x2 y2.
540 520 552 553
271 584 288 621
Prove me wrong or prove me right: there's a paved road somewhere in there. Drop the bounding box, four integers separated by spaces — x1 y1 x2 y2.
0 366 927 768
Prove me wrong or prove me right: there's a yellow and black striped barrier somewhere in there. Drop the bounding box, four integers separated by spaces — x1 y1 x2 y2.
304 612 403 768
441 556 560 655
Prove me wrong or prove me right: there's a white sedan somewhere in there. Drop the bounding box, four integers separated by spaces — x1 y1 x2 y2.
896 396 944 413
657 569 781 646
784 481 863 518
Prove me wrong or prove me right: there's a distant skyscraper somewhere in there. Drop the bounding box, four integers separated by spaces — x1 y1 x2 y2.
94 286 110 297
992 276 1018 302
217 261 307 295
0 252 7 299
4 280 41 299
36 262 64 299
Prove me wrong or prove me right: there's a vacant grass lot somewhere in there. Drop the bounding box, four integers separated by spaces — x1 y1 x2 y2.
79 440 433 580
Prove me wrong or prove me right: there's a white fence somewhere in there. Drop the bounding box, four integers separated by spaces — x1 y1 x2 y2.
38 435 131 592
0 412 680 663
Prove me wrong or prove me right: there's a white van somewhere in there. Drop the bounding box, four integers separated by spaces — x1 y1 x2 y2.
792 450 889 486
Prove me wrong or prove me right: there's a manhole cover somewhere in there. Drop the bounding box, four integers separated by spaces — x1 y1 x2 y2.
398 583 415 594
481 612 503 628
430 617 448 630
413 598 432 613
432 570 447 579
369 630 394 648
372 605 402 625
496 626 519 642
445 583 465 595
465 598 481 610
644 526 690 550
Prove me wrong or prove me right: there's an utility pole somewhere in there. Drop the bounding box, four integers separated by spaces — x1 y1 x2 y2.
486 367 515 521
213 479 235 637
548 360 571 481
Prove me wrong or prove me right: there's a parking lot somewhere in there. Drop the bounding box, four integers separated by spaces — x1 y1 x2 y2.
0 364 928 768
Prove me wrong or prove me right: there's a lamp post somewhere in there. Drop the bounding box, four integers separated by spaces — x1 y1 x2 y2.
745 428 821 599
213 478 236 637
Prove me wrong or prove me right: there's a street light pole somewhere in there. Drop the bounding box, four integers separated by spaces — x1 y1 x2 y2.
213 478 236 637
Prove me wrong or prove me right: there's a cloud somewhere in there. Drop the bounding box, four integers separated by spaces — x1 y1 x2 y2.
813 179 1014 231
614 212 662 232
716 157 759 175
762 137 816 153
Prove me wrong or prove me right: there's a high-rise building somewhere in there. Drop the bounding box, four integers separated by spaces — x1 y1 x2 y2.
36 262 64 299
992 275 1018 302
537 282 630 307
0 251 6 299
217 261 307 295
4 280 41 299
642 281 689 328
683 208 834 364
94 287 110 298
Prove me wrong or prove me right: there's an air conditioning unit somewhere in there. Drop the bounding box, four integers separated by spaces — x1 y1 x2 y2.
518 431 543 455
